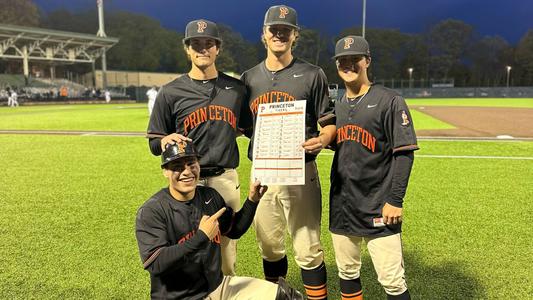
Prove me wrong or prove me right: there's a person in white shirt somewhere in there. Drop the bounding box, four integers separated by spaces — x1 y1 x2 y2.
146 86 158 116
104 90 111 103
10 90 19 107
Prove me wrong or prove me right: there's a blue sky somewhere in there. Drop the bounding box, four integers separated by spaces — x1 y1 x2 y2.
34 0 533 44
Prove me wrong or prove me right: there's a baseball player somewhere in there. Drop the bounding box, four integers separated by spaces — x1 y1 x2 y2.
240 5 336 299
329 36 418 300
6 88 13 107
146 86 158 116
7 88 19 107
11 89 19 107
135 141 304 300
147 19 251 276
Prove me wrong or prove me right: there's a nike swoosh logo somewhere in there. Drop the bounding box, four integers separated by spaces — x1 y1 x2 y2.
367 104 377 108
293 74 303 78
202 80 209 84
235 184 240 190
225 86 233 90
205 197 213 205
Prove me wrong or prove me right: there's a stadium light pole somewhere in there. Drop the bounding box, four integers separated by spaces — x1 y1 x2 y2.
96 0 108 90
408 68 413 88
362 0 367 38
506 65 512 88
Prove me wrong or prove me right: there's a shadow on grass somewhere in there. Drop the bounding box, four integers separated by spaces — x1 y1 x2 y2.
313 253 486 300
403 253 486 300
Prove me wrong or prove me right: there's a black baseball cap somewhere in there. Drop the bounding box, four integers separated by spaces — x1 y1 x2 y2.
183 19 222 44
333 35 371 59
263 5 299 29
161 141 200 169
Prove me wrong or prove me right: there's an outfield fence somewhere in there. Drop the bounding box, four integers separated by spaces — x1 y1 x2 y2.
332 87 533 100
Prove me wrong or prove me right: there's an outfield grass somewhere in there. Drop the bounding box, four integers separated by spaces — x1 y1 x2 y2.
406 98 533 108
0 104 148 131
1 134 532 299
410 109 455 130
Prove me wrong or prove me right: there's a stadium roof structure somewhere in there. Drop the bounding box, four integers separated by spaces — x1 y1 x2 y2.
0 23 118 64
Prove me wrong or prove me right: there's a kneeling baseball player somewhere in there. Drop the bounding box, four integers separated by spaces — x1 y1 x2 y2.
135 141 303 300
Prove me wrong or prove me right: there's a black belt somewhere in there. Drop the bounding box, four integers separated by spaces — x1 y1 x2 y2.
200 167 226 178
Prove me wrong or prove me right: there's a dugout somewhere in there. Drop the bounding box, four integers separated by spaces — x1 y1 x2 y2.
0 23 118 88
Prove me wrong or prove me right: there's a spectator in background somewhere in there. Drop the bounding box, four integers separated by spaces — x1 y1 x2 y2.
59 86 68 99
7 87 13 106
146 86 158 116
10 89 19 107
105 90 111 103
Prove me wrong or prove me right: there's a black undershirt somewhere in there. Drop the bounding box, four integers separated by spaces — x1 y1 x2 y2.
388 151 414 207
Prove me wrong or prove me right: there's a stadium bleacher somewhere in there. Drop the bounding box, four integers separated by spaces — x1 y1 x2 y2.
0 74 128 102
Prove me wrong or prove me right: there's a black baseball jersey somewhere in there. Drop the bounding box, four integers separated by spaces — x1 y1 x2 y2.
147 72 251 168
329 85 419 237
241 58 335 161
135 186 258 300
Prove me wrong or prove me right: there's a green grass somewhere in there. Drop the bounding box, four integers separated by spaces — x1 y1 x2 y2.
1 134 532 299
1 101 531 299
410 109 455 130
0 103 454 131
406 98 533 108
0 104 149 131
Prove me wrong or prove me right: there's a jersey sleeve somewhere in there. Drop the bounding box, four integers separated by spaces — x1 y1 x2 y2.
238 72 254 138
225 199 258 239
147 87 173 138
135 206 209 276
207 184 257 239
312 68 336 127
211 190 234 234
237 84 253 133
385 96 419 153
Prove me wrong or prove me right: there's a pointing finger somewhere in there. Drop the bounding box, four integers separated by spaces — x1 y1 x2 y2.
210 207 227 220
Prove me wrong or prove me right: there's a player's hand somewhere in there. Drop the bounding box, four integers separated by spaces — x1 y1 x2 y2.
302 136 325 155
382 203 403 225
160 133 192 151
198 207 226 240
248 180 268 203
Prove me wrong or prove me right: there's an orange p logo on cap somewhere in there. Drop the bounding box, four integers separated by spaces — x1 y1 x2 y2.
344 37 354 50
177 141 187 153
197 21 207 33
279 7 289 18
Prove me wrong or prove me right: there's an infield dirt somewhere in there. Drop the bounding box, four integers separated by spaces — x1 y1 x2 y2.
412 106 533 138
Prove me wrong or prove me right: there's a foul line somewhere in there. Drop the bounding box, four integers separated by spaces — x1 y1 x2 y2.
415 154 533 160
1 130 533 143
0 130 144 137
318 152 533 160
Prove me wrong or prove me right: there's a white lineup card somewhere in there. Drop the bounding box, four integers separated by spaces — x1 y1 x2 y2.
252 100 306 185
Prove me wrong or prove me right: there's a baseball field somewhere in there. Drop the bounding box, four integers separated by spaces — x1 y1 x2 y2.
0 99 532 299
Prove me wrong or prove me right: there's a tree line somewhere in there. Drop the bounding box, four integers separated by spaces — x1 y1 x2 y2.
1 0 533 87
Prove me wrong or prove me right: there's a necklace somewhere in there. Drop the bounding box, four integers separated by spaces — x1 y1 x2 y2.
346 91 369 106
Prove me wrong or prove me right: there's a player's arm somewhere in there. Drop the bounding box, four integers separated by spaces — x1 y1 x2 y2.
135 206 210 276
223 180 268 239
238 72 254 138
382 95 419 225
147 88 192 155
147 87 173 155
382 150 414 225
303 69 336 155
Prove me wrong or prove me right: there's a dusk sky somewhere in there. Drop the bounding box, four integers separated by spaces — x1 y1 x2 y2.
33 0 533 45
